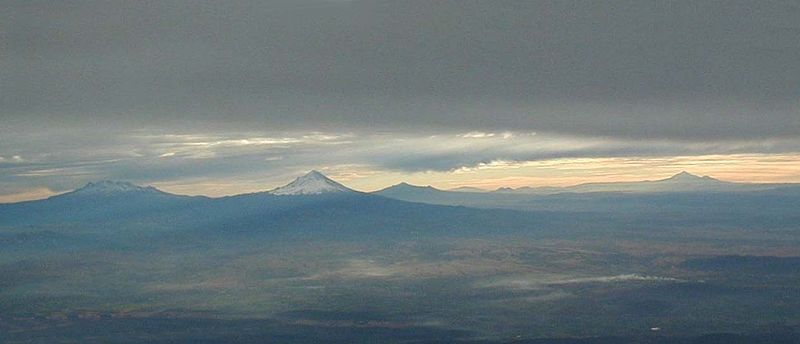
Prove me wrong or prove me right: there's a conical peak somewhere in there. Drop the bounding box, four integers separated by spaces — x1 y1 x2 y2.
301 170 328 180
666 171 706 181
675 171 697 177
270 171 354 195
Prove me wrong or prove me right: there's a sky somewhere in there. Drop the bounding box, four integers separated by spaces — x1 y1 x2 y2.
2 1 799 201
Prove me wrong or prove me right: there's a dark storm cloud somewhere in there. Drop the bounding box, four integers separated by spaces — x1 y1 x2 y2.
3 0 799 139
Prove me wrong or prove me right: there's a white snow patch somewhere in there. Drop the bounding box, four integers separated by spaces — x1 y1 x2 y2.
270 170 354 195
73 181 156 195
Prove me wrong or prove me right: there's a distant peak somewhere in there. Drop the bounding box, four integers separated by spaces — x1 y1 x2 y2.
73 180 157 195
671 171 698 178
664 171 718 182
374 182 439 195
393 182 435 189
270 171 354 195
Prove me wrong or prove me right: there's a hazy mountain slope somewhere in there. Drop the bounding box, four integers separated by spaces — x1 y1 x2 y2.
149 191 570 244
493 172 789 194
374 179 800 230
375 172 800 211
0 181 206 227
4 172 799 251
0 175 566 247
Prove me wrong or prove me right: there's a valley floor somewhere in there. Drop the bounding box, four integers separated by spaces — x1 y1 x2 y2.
3 227 800 343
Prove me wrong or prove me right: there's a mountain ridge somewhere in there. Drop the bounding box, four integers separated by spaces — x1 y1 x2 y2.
3 171 797 205
67 180 163 196
487 171 748 194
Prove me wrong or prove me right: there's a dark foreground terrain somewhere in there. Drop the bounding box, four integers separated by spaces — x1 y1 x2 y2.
3 234 799 343
2 316 799 343
2 181 800 343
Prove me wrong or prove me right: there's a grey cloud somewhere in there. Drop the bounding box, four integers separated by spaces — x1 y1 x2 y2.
342 134 800 172
0 129 350 192
3 1 799 140
3 129 799 197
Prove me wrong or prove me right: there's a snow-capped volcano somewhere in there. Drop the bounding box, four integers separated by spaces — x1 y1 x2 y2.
270 171 355 195
70 180 160 196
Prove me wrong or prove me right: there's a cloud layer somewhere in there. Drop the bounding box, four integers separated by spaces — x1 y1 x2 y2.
2 128 799 201
4 1 799 139
3 1 799 200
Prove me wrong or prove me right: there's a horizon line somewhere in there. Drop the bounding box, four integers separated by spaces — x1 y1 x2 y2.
3 170 796 204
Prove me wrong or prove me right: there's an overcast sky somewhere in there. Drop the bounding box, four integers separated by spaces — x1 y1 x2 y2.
2 1 799 201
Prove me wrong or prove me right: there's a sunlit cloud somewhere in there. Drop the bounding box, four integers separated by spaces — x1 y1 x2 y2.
460 131 516 139
424 154 800 190
0 155 25 164
1 128 800 201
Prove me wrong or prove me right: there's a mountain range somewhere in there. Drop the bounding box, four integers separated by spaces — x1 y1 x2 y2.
440 171 790 194
2 171 799 249
0 172 553 247
374 172 800 224
3 171 798 342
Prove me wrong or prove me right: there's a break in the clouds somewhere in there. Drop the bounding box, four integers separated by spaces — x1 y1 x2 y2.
3 0 799 139
2 128 800 200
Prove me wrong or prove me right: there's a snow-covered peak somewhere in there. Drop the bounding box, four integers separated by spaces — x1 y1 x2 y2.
270 171 354 195
72 180 158 196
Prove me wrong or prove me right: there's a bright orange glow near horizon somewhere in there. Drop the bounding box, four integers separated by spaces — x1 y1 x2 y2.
3 153 799 203
337 153 800 192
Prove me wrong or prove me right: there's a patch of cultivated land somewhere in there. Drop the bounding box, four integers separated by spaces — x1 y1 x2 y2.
3 232 800 341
